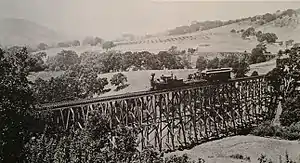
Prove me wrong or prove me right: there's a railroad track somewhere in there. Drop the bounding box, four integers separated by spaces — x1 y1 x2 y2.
39 75 266 111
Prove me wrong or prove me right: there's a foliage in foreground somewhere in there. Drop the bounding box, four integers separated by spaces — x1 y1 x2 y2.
258 152 297 163
266 46 300 126
25 110 206 163
251 121 300 140
0 47 38 162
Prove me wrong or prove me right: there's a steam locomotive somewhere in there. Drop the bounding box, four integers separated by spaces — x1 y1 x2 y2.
150 68 232 90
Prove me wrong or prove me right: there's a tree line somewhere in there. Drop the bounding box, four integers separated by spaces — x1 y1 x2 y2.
32 37 116 52
46 48 192 73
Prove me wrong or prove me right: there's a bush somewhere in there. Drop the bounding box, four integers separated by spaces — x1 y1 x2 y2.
258 152 297 163
257 33 278 43
102 41 116 50
251 71 259 76
280 94 300 126
196 56 207 71
207 57 219 69
242 27 255 39
251 121 300 140
110 73 129 91
262 13 276 22
47 50 80 71
229 154 251 161
164 154 205 163
249 44 267 64
251 121 284 137
37 43 48 50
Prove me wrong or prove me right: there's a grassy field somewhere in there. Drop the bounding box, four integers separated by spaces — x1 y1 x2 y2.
166 135 300 163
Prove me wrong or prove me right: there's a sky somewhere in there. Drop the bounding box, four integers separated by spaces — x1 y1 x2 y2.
1 0 300 40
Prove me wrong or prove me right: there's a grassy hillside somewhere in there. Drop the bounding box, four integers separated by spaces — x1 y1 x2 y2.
112 9 300 54
112 18 285 54
37 10 300 58
167 135 300 163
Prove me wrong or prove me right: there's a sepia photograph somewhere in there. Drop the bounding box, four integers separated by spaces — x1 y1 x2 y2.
1 0 300 162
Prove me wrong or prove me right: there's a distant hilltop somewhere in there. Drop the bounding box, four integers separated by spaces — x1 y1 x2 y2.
0 18 68 47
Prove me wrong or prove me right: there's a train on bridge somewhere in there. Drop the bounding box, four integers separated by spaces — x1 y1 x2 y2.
150 68 233 90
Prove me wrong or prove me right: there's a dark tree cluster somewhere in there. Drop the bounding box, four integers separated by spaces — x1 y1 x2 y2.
74 49 190 73
47 50 80 71
266 46 300 126
110 73 129 91
249 44 268 64
0 47 38 162
56 40 81 48
241 27 256 39
37 42 49 51
27 52 48 72
257 33 278 43
82 36 104 46
102 41 116 50
240 27 278 43
196 53 250 78
32 65 109 103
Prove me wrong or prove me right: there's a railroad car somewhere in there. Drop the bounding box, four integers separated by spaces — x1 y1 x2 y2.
201 68 232 82
150 68 233 90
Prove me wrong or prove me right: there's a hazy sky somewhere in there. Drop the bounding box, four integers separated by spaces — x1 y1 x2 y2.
1 0 300 39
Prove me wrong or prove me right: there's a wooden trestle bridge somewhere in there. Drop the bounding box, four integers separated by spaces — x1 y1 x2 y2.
40 75 274 152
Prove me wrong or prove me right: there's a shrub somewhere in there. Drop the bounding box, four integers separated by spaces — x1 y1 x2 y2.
110 73 129 91
251 121 283 137
242 27 255 39
258 33 278 43
196 56 207 71
280 95 300 126
258 152 297 163
207 57 219 69
249 44 267 64
47 50 80 71
229 154 251 162
102 41 116 50
251 71 259 76
251 121 300 140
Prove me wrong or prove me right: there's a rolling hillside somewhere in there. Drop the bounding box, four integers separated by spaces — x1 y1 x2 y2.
112 19 283 53
36 9 300 58
111 9 300 54
0 18 67 46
